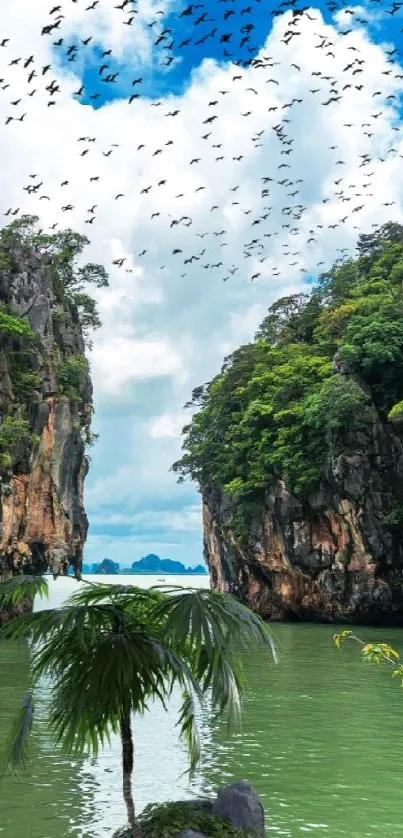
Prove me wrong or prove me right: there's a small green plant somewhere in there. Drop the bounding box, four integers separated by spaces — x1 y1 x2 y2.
71 292 101 332
0 306 35 340
58 355 88 401
388 400 403 425
0 250 11 270
380 502 403 529
82 428 99 448
140 801 258 838
0 416 32 467
51 308 67 322
0 451 12 468
11 371 42 399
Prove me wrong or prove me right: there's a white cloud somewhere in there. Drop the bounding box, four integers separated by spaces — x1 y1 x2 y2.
91 336 183 394
150 412 186 438
90 504 201 532
2 1 403 564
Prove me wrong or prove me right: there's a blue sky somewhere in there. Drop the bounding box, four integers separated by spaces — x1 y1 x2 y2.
56 0 403 106
2 0 403 568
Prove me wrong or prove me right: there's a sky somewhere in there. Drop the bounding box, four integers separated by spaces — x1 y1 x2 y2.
1 0 403 568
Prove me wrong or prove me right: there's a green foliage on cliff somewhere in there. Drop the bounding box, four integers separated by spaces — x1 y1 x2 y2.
0 417 32 467
0 306 35 340
0 303 41 410
173 222 403 530
0 217 102 473
0 215 109 340
57 354 89 401
388 400 403 425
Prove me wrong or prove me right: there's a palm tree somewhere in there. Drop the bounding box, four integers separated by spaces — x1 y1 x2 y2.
0 576 277 838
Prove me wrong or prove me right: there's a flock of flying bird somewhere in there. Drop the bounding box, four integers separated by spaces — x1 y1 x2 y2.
1 0 403 282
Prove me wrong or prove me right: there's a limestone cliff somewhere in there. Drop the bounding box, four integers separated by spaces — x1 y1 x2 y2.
175 223 403 624
0 232 93 584
202 410 403 623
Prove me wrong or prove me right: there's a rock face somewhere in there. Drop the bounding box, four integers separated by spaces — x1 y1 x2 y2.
0 238 92 589
203 409 403 624
212 781 265 837
114 782 265 837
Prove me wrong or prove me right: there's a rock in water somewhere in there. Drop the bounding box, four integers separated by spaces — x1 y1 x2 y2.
114 784 265 837
212 780 265 837
0 224 94 607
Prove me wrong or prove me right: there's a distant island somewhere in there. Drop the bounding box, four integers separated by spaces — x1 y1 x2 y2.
82 554 208 575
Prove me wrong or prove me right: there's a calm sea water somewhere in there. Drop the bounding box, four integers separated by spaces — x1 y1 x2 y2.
1 574 403 837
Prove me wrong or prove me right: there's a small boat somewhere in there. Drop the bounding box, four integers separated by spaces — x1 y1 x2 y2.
157 577 166 583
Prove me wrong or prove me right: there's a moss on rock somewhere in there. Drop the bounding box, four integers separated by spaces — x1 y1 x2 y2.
139 800 259 838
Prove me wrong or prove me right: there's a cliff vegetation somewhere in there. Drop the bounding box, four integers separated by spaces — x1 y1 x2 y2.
173 222 403 621
0 215 107 586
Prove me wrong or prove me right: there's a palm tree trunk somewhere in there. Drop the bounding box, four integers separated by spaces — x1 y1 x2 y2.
119 711 142 838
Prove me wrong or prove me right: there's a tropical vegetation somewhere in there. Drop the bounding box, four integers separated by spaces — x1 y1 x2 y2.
0 216 108 471
0 576 277 838
0 215 108 342
139 799 257 837
172 222 403 536
333 630 403 685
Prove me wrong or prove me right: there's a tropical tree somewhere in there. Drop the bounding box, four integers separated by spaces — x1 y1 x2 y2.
0 576 277 838
172 223 403 540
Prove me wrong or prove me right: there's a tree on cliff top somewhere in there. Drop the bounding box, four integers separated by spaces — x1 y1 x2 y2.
0 576 277 838
0 215 109 342
172 222 403 537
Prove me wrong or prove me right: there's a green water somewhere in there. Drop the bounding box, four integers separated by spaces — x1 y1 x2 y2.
1 586 403 836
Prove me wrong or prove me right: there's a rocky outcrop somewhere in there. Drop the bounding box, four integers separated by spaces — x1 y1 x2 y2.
0 238 92 585
203 409 403 624
212 781 265 836
114 781 265 837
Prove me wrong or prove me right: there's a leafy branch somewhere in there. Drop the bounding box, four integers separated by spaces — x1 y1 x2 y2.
333 629 403 685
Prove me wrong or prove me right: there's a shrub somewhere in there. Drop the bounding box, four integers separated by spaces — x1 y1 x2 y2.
58 355 88 402
0 306 35 340
0 416 32 467
388 400 403 425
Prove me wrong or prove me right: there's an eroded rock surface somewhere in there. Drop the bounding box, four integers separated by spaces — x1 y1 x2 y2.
0 239 92 592
203 410 403 623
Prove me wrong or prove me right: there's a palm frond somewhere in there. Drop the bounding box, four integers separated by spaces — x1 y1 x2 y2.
154 588 277 656
0 575 48 608
3 579 278 781
176 689 201 778
68 582 162 608
153 588 277 730
7 692 35 771
0 602 123 647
